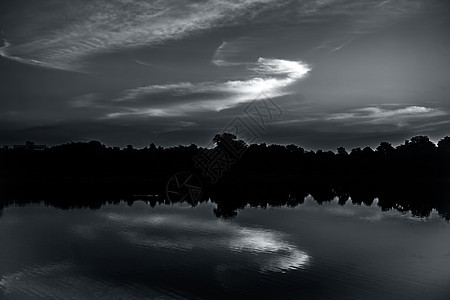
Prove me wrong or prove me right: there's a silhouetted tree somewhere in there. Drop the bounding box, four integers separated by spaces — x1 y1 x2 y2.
376 142 394 155
337 147 348 156
350 147 362 156
398 136 436 154
212 133 247 153
438 136 450 153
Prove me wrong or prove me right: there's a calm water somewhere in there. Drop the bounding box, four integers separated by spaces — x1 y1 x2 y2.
1 198 450 299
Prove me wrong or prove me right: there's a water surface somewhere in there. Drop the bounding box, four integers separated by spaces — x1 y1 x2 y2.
1 198 450 299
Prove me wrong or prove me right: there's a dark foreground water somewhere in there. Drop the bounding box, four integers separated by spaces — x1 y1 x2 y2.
1 198 450 299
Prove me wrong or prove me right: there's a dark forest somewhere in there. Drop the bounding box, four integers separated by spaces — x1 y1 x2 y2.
1 134 450 219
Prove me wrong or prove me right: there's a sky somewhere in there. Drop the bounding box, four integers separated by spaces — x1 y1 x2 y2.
0 0 449 149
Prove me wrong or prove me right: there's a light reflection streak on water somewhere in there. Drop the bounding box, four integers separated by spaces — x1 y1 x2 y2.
101 212 310 272
0 259 186 299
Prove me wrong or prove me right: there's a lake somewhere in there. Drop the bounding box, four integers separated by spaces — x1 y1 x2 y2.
1 198 450 299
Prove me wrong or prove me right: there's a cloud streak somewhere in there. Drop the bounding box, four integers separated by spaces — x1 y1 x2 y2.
326 106 447 126
211 40 253 67
212 41 239 67
0 0 280 70
312 0 421 54
0 0 421 70
106 57 311 118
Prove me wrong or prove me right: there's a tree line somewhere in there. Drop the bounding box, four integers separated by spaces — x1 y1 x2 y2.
0 134 450 219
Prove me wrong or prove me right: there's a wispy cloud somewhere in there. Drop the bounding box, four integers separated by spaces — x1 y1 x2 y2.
211 39 256 67
327 106 447 126
212 41 243 67
0 0 279 70
0 0 422 70
106 57 311 118
71 93 101 108
313 0 421 54
329 37 356 53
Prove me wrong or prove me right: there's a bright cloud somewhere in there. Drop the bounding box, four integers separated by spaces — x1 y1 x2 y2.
107 57 311 118
251 58 311 79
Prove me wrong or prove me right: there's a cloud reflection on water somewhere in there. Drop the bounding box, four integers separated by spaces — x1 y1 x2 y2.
101 210 310 273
